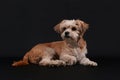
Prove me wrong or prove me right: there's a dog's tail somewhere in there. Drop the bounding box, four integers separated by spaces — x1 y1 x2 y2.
12 52 29 67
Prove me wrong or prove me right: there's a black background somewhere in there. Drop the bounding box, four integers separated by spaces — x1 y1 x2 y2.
0 0 120 80
0 0 120 57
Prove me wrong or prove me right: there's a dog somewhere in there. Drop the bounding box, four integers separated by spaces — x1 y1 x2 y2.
12 19 97 67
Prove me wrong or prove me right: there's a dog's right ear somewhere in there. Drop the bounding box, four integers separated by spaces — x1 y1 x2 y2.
54 20 66 33
54 23 60 33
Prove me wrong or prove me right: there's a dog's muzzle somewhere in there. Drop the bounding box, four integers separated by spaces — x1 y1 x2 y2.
64 31 70 38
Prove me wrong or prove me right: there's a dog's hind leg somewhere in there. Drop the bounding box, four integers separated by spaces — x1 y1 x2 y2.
39 59 65 66
38 47 65 66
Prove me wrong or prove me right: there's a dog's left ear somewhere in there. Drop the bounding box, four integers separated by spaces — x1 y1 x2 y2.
76 19 89 36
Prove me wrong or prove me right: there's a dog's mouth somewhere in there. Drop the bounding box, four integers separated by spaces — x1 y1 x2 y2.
65 35 71 38
64 35 78 42
64 35 74 40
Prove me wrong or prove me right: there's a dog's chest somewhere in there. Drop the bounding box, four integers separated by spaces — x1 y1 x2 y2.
71 48 81 59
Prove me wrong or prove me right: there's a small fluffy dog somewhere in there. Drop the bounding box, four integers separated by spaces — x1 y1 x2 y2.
12 19 97 67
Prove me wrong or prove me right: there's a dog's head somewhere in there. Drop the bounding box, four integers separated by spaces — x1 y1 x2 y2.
54 19 89 42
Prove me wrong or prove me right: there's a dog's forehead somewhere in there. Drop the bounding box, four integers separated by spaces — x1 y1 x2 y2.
60 20 76 27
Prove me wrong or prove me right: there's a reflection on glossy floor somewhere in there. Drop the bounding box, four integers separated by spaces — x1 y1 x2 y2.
0 56 120 80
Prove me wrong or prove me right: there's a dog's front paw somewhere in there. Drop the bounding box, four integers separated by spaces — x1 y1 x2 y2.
86 61 98 66
60 55 77 66
65 56 77 65
55 60 66 66
80 58 98 66
67 58 76 65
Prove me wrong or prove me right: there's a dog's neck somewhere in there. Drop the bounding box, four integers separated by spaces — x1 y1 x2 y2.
65 38 80 48
64 37 85 49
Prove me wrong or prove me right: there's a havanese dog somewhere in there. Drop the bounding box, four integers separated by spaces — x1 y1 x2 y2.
12 19 97 67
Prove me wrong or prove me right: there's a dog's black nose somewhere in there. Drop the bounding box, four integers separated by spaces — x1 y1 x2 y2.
65 31 69 36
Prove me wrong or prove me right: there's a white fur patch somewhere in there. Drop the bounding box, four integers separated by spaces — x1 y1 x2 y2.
73 48 80 59
60 20 76 27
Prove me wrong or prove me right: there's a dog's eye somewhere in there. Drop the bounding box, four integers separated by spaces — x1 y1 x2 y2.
76 23 78 26
63 27 66 31
72 27 77 31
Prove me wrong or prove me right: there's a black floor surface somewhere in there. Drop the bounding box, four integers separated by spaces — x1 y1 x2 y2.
0 56 120 80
